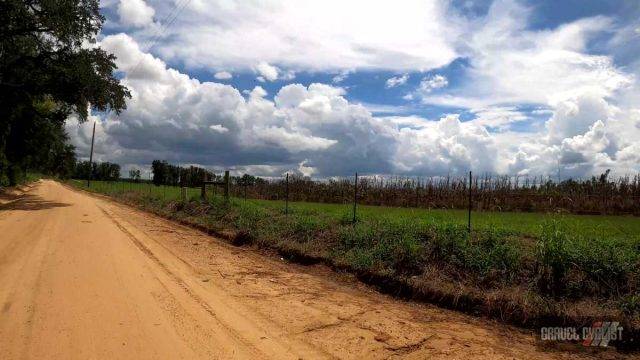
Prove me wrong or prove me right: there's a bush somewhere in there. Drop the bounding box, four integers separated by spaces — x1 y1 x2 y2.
536 220 572 296
289 215 328 243
535 221 640 297
337 219 424 274
426 223 520 279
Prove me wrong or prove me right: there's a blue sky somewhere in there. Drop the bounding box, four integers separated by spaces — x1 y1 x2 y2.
67 0 640 178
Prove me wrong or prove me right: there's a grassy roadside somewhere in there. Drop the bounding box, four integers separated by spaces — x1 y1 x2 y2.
0 172 43 188
0 173 45 205
69 179 640 350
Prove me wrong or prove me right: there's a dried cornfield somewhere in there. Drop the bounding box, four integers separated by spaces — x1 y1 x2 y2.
230 172 640 215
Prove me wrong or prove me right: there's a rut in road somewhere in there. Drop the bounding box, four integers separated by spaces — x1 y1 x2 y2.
0 180 619 359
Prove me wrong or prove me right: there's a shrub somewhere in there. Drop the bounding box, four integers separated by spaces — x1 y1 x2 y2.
337 219 424 274
425 223 520 280
536 221 572 296
289 215 328 243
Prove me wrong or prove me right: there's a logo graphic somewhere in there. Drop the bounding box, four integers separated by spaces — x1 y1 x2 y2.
582 321 623 347
540 321 623 347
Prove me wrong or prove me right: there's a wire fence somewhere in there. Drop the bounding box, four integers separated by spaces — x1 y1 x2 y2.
228 173 640 216
77 170 640 217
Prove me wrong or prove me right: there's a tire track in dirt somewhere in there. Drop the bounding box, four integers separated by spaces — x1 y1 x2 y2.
96 205 262 355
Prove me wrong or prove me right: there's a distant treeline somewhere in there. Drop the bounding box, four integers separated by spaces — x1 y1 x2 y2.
150 160 268 188
74 161 121 181
232 170 640 215
151 160 211 187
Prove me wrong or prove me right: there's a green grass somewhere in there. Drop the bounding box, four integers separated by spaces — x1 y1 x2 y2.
247 197 640 242
0 172 45 187
71 179 640 242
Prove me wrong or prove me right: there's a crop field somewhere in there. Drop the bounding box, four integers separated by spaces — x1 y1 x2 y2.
72 179 640 242
248 198 640 241
69 178 640 345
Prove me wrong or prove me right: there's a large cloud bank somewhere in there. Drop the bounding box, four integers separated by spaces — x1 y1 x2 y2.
68 0 640 178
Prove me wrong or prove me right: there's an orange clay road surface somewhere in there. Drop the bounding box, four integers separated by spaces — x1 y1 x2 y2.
0 180 623 359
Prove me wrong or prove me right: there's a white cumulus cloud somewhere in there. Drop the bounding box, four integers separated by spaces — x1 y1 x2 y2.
107 0 459 74
72 2 640 180
213 71 232 80
117 0 155 28
385 74 409 88
255 62 279 82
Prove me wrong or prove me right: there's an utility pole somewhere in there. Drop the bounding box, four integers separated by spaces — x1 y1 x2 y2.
87 121 96 188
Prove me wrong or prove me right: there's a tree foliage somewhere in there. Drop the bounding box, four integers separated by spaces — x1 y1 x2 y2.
151 160 216 187
0 0 130 185
74 160 120 181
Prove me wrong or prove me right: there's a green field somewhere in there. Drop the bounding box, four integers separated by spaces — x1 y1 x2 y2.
72 179 640 243
251 198 640 241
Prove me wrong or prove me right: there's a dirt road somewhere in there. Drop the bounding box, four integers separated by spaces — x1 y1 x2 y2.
0 180 618 359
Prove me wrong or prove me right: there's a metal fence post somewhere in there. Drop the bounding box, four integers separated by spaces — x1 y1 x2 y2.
468 171 472 233
224 170 230 202
353 172 358 223
285 173 289 215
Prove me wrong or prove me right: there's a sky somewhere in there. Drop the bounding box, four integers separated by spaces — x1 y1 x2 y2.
67 0 640 179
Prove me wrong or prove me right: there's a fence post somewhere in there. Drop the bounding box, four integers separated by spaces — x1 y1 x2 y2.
201 175 206 200
353 172 358 223
468 171 472 233
224 170 230 202
285 173 289 215
87 122 96 188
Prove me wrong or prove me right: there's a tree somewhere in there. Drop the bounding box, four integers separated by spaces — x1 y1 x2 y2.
150 160 214 187
73 160 119 181
74 161 93 180
151 160 167 186
237 174 257 186
0 0 130 184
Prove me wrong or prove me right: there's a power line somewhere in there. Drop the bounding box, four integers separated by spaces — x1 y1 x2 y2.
128 0 192 77
136 0 190 52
